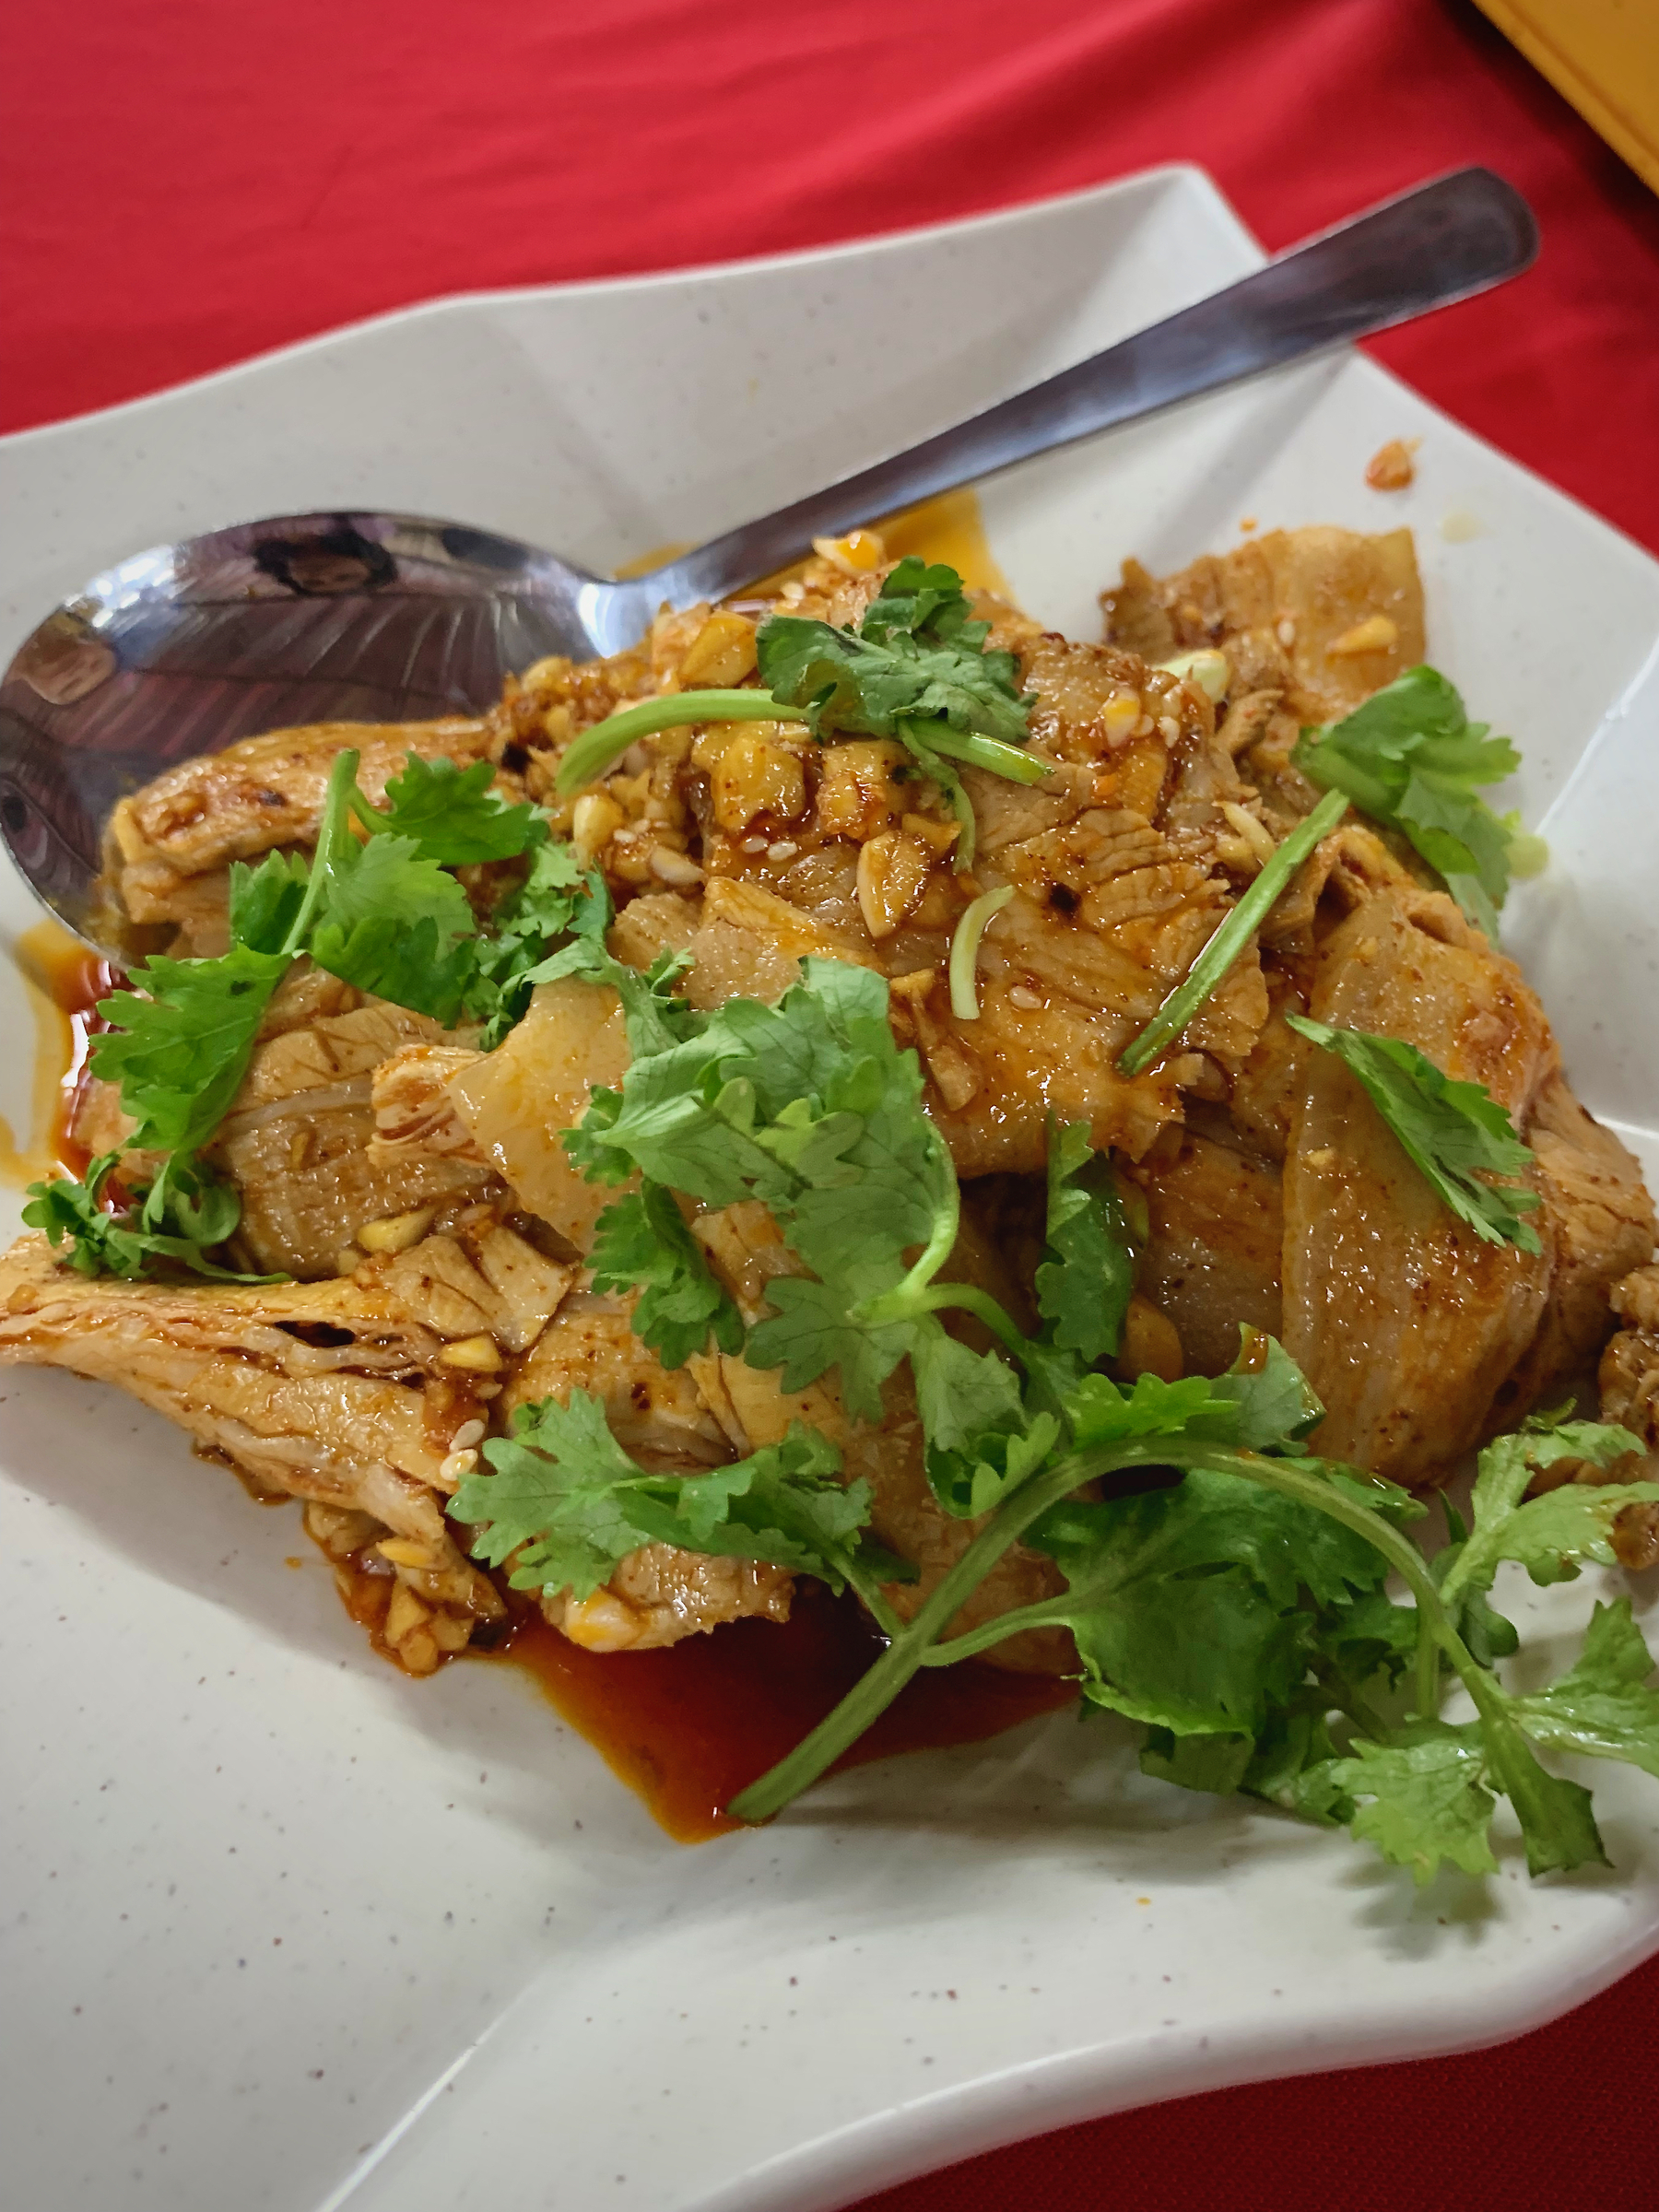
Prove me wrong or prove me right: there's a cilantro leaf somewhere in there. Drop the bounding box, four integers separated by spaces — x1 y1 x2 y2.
89 945 291 1156
587 1183 744 1369
362 754 547 865
1205 1325 1327 1453
755 558 1043 865
521 937 697 1061
567 957 957 1422
312 825 476 942
1291 666 1535 935
22 1150 276 1282
1439 1417 1653 1604
1064 1369 1239 1452
229 849 311 955
1032 1123 1135 1366
1286 1013 1543 1251
451 1390 889 1599
757 559 1034 750
467 841 600 1047
1478 1700 1608 1877
1511 1599 1659 1780
304 822 482 1022
1329 1722 1500 1884
1025 1484 1315 1735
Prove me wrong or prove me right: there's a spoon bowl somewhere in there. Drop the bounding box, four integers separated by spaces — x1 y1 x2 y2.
0 166 1538 955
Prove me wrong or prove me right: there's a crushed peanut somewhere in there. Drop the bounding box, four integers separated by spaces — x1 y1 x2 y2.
1326 614 1400 658
438 1334 502 1372
356 1206 436 1255
1365 437 1420 491
377 1536 437 1570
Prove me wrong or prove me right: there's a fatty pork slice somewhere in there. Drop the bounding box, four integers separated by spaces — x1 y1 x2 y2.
439 977 631 1253
1496 1076 1656 1420
1126 1128 1284 1377
105 714 496 945
211 987 499 1277
0 1223 571 1669
494 1288 794 1652
1282 887 1555 1482
1100 525 1426 730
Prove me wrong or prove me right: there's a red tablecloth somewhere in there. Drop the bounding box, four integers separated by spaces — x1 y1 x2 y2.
6 2 1659 2206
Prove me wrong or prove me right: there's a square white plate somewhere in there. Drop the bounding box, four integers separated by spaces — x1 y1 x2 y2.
4 166 1659 2212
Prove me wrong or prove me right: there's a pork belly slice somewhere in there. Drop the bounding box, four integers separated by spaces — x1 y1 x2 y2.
0 1221 571 1671
1495 1077 1656 1421
1281 887 1557 1482
210 988 500 1278
104 714 497 941
1101 525 1426 728
1127 1129 1284 1378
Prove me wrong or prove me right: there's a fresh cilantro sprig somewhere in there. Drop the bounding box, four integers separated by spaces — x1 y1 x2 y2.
352 753 547 865
587 1182 744 1370
555 559 1046 863
1292 666 1546 937
30 747 586 1280
22 1149 281 1282
731 1350 1659 1886
1285 1013 1542 1251
450 1389 912 1630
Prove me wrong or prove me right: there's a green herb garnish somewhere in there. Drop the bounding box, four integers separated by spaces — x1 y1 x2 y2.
556 559 1047 863
23 1149 281 1283
1285 1014 1542 1251
1118 786 1347 1077
1291 665 1545 937
452 1392 910 1630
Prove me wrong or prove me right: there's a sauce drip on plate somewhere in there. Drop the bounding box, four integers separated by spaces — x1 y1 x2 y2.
0 919 110 1184
495 1583 1076 1841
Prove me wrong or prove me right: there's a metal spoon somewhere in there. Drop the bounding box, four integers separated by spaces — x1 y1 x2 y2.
0 166 1535 954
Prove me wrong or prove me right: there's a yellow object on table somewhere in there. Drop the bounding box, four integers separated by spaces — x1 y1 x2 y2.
1475 0 1659 195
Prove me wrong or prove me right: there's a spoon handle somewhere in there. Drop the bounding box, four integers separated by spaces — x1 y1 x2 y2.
641 168 1535 615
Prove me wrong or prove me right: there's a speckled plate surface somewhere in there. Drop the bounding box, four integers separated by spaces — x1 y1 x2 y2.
3 167 1659 2212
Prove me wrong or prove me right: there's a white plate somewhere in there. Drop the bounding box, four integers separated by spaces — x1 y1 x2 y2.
4 166 1659 2212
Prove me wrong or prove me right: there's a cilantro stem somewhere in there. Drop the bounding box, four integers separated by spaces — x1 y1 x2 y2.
728 1440 1478 1823
557 691 790 794
727 1437 1180 1822
281 748 361 956
916 724 1052 786
1118 787 1347 1077
857 1281 1031 1366
896 726 977 863
849 1132 962 1327
840 1560 906 1642
947 884 1014 1020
